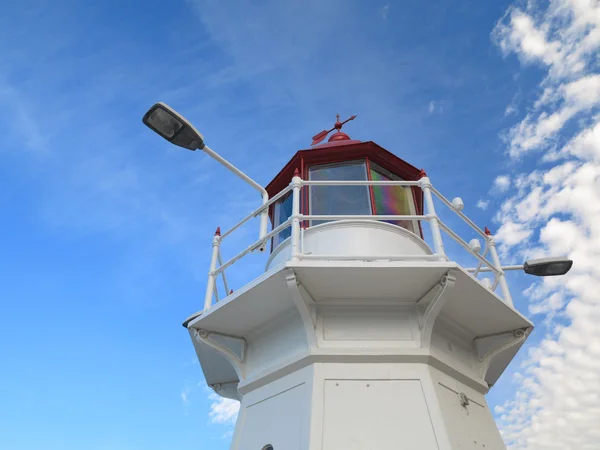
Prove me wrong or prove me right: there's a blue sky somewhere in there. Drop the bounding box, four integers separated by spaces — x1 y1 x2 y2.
2 1 598 449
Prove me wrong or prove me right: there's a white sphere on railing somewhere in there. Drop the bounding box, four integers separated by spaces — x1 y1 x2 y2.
469 238 482 253
451 197 465 211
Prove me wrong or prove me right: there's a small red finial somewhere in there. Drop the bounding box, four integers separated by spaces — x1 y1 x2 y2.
334 113 342 130
484 226 492 236
215 227 221 236
419 169 427 179
293 168 300 177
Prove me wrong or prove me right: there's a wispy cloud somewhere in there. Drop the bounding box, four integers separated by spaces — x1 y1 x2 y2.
181 386 190 405
505 92 520 116
476 199 490 210
380 4 390 20
493 175 511 192
428 100 444 115
208 392 240 425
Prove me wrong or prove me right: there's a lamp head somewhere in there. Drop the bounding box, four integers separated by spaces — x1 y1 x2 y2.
524 257 573 277
142 102 205 151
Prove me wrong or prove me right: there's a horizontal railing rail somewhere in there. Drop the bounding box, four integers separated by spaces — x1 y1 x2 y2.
300 253 442 261
220 184 293 240
305 214 428 222
437 221 499 275
429 186 489 240
203 175 513 312
214 218 292 276
303 180 422 186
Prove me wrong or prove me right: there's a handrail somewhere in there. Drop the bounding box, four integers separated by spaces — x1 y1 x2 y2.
305 214 428 221
437 221 499 274
429 185 489 239
203 175 512 311
214 218 292 276
220 185 293 240
303 180 421 186
300 254 441 261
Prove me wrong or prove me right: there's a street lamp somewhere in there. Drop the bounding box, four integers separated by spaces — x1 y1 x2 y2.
143 102 205 150
523 257 573 276
467 257 573 276
142 102 269 251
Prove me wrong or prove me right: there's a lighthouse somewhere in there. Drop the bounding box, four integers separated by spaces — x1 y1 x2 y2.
142 103 573 450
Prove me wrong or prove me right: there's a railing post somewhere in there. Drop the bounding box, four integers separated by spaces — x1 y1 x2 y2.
419 171 446 259
204 227 222 311
290 169 302 261
485 227 514 308
258 191 269 252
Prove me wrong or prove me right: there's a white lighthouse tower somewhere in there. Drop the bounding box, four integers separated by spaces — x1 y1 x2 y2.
142 104 573 450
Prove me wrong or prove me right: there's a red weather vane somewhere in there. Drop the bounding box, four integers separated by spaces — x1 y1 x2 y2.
311 113 357 146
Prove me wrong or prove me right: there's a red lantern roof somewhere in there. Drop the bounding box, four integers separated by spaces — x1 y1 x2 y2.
266 141 423 200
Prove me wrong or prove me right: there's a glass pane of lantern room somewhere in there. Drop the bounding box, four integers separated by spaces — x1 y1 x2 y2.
370 163 418 234
272 192 293 248
309 161 371 226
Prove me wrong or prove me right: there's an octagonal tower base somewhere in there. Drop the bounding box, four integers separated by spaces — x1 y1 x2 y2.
186 242 531 450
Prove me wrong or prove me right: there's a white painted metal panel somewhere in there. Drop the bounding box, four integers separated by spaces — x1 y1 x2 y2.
246 310 309 376
430 321 478 371
485 343 526 387
267 220 433 270
192 334 240 387
322 306 414 341
291 263 531 337
293 263 454 302
435 382 505 450
233 383 306 450
189 266 295 336
441 269 531 337
322 379 439 450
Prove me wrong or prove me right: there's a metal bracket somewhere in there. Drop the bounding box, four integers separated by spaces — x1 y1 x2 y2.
417 270 456 348
285 270 317 347
475 327 531 379
192 328 247 379
210 380 241 401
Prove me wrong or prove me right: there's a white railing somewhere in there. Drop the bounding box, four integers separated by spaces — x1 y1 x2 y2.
203 174 513 311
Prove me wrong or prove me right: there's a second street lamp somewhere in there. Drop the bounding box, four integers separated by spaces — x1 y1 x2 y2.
467 257 573 276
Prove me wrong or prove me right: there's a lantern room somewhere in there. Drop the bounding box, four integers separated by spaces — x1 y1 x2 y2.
266 116 425 263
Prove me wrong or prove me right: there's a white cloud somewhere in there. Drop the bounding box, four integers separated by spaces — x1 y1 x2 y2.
428 100 443 114
492 0 600 448
504 75 600 157
208 392 240 424
505 88 521 116
557 118 600 161
494 1 600 158
494 175 511 192
380 4 390 20
494 220 532 247
494 12 561 68
477 199 490 210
